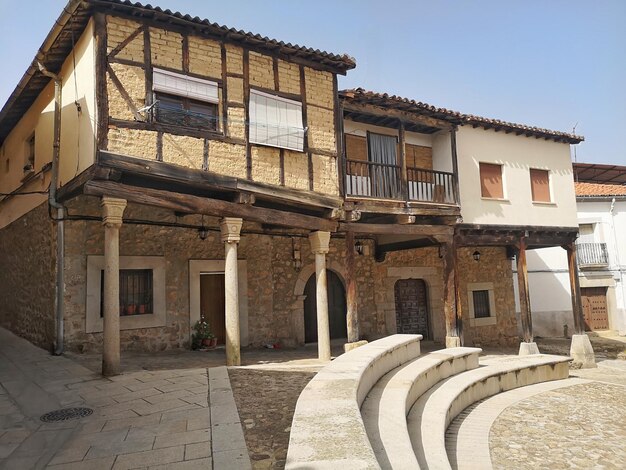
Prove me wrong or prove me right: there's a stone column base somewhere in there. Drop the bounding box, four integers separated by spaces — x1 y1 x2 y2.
518 342 540 355
344 340 368 353
570 334 597 369
446 336 461 348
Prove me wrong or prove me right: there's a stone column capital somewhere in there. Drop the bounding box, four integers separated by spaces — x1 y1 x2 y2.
220 217 243 244
101 197 127 227
309 231 331 255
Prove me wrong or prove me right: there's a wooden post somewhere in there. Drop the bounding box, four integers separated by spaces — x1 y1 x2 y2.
442 242 460 347
565 242 585 335
398 120 408 201
450 128 460 204
345 231 359 343
516 236 533 342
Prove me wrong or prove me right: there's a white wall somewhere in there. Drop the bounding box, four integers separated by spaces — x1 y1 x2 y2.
456 126 578 227
526 198 626 336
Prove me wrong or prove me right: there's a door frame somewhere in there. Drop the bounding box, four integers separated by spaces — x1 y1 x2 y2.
394 278 431 339
189 259 249 347
293 261 346 345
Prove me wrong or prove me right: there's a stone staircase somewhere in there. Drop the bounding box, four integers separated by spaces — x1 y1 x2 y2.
285 335 570 470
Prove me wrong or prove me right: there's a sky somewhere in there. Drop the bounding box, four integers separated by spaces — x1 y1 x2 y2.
0 0 624 165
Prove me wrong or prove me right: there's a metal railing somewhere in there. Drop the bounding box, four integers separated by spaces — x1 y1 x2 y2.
577 242 609 267
345 159 458 204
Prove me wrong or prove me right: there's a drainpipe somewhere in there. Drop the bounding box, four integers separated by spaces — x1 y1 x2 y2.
38 61 65 356
609 197 626 334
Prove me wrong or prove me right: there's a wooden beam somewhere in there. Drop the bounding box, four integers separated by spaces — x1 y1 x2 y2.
243 49 251 180
143 25 153 110
94 13 109 151
565 242 585 335
83 180 338 232
351 201 461 217
181 34 189 73
516 236 533 342
345 231 359 343
108 25 143 59
441 242 460 342
340 222 454 237
221 44 229 137
107 64 144 122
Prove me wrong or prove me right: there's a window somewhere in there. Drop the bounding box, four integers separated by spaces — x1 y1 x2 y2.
100 269 153 317
472 290 491 318
152 68 219 131
249 90 304 151
479 162 503 199
530 168 551 202
467 282 497 326
24 133 35 172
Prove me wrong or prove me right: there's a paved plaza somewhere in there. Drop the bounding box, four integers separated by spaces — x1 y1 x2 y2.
1 326 625 469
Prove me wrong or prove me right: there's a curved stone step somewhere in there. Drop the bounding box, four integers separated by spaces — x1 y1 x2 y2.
286 334 422 470
408 354 570 470
361 347 482 470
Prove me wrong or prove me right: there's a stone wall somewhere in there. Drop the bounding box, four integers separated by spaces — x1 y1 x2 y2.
0 202 56 349
457 247 519 347
61 197 518 352
104 15 339 196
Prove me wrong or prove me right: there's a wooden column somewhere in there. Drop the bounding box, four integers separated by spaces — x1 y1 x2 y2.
398 120 408 201
345 231 359 343
101 197 127 376
220 217 243 366
309 231 331 361
516 236 533 342
565 242 585 335
442 242 460 347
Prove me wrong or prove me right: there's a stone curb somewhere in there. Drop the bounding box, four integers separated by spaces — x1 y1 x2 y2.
208 366 252 470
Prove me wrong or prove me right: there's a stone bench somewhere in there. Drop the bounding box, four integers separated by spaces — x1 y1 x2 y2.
285 334 422 470
361 347 482 470
408 354 571 470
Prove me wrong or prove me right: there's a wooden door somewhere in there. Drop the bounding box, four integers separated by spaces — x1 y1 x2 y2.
200 273 226 344
581 287 609 331
304 270 347 343
394 279 429 339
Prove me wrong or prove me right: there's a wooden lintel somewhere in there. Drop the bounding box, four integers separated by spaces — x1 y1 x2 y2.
351 201 460 217
340 222 454 237
83 180 338 232
343 103 453 131
98 151 342 210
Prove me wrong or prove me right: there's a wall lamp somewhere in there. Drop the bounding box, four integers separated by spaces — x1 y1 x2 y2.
198 215 209 240
472 250 481 262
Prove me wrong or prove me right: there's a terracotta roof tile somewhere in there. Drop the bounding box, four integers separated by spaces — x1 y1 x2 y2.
340 88 584 144
575 181 626 197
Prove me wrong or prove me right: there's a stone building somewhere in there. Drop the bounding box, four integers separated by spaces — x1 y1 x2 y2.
0 0 591 374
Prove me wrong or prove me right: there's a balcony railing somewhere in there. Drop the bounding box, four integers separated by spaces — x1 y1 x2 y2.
345 159 458 204
577 242 609 267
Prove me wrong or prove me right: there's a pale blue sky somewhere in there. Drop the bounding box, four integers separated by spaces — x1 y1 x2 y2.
1 0 624 164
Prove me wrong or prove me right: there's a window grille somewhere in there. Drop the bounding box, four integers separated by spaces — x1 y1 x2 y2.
100 269 154 317
472 290 491 318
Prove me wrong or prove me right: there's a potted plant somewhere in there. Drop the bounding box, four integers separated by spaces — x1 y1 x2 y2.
138 294 150 314
126 303 137 315
192 316 217 350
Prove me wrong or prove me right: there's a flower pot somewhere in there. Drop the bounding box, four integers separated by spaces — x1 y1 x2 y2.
138 304 147 314
126 304 137 315
201 338 217 349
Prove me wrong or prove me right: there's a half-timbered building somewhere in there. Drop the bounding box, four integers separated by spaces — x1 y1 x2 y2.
0 1 592 374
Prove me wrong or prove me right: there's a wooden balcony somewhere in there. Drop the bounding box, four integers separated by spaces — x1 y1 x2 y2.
345 159 459 204
577 242 609 268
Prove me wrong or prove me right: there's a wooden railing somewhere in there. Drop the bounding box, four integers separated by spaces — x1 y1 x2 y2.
345 160 402 200
577 242 609 267
345 160 458 204
407 167 457 204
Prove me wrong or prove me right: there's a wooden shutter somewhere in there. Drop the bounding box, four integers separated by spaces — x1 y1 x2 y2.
479 163 503 198
530 169 550 202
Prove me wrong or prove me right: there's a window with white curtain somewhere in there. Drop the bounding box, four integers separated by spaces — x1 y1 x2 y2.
249 90 304 152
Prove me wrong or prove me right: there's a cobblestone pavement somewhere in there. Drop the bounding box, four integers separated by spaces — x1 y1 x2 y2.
489 378 626 469
229 369 315 470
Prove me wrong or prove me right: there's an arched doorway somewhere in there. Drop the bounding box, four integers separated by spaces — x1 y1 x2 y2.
394 279 430 339
303 270 347 343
